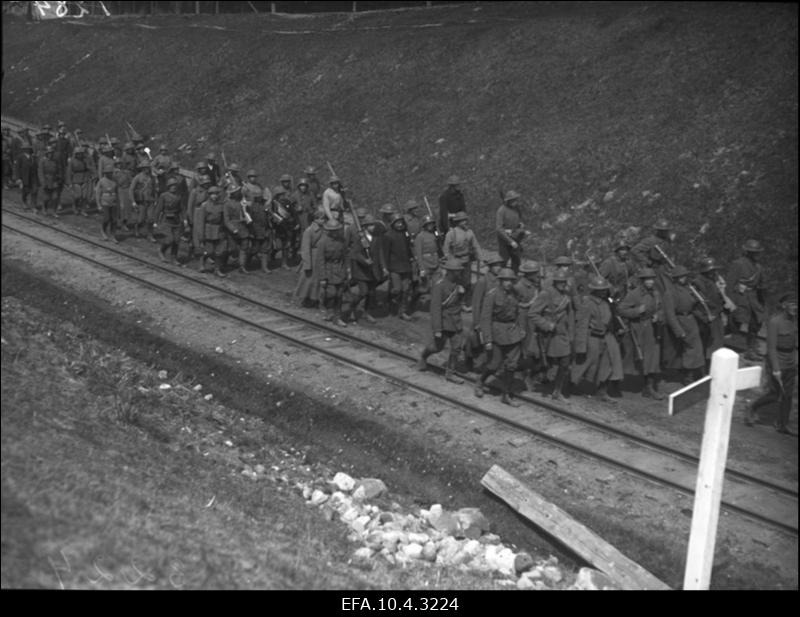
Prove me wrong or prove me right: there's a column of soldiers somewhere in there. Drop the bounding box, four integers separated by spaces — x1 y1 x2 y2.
4 125 794 432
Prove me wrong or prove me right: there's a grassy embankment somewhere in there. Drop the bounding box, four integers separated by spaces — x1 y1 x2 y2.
2 1 796 294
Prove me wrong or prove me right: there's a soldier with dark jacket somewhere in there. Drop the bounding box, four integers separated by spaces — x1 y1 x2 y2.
303 166 322 204
530 272 575 400
727 239 767 361
185 174 212 260
52 126 72 211
223 185 250 274
94 161 118 242
438 175 466 236
496 190 528 272
414 216 442 302
118 142 138 226
316 219 351 327
194 185 227 277
168 161 188 214
515 260 544 391
242 170 270 273
464 252 504 372
129 161 157 241
345 214 384 325
745 293 797 434
294 209 327 306
599 241 633 300
65 146 95 216
205 152 221 186
13 143 38 210
618 268 665 399
663 265 705 384
692 257 732 362
442 211 483 312
154 177 184 265
294 177 317 229
417 258 467 384
37 145 62 217
474 268 526 406
631 219 673 273
382 214 416 321
571 276 623 403
403 199 424 240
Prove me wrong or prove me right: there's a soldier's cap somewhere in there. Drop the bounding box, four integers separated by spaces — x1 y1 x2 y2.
553 255 573 266
206 152 216 160
159 144 168 151
136 143 145 150
451 211 469 222
166 178 179 187
124 141 134 150
228 184 243 195
482 252 505 266
588 275 611 291
446 174 461 185
637 267 657 279
169 162 180 170
195 161 207 169
208 186 222 194
362 213 376 226
698 257 720 272
328 174 341 184
304 165 317 174
654 219 670 230
272 185 287 196
551 272 569 282
422 215 436 226
614 240 631 251
670 265 690 278
405 199 420 211
779 293 797 305
246 169 258 177
355 206 368 219
519 260 541 274
198 174 212 185
297 177 308 186
497 268 517 280
280 173 292 182
227 163 240 172
742 239 764 252
504 190 521 203
379 203 397 215
324 220 343 231
443 257 464 271
391 213 407 227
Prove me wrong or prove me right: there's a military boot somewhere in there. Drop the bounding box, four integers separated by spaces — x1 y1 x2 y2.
199 256 208 273
595 383 616 404
474 379 485 398
158 245 168 262
214 265 227 278
416 353 429 372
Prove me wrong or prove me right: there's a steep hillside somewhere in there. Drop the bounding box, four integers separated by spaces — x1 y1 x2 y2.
3 1 797 293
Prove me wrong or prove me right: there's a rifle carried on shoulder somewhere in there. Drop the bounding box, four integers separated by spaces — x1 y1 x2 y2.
654 244 714 323
327 161 371 262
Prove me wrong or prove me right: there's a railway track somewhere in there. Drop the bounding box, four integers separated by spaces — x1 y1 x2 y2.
2 205 797 537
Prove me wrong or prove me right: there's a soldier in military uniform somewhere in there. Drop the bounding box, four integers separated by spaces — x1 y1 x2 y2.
129 161 157 241
294 177 317 229
618 268 666 399
663 265 705 384
189 160 211 192
65 146 95 217
515 261 544 391
530 272 575 401
414 216 442 304
185 174 212 261
474 268 525 406
381 214 416 321
442 211 483 313
154 177 184 265
692 257 734 363
345 214 384 325
464 252 505 372
631 219 673 273
168 161 188 216
403 199 424 240
117 142 139 227
205 152 221 186
242 170 270 273
438 175 466 236
33 126 51 161
496 190 529 272
94 161 119 243
417 258 468 384
571 276 624 403
727 239 767 361
270 185 301 269
194 185 227 277
13 143 38 211
316 219 351 327
294 209 327 306
52 124 72 211
37 145 62 217
97 141 116 180
599 241 633 300
745 293 797 434
223 184 251 274
303 166 322 204
320 175 343 222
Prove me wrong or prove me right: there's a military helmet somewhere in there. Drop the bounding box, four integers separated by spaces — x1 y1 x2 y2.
246 169 257 177
553 255 573 266
588 275 611 291
227 163 240 173
379 203 397 215
195 161 207 170
422 215 436 226
446 174 461 185
297 177 308 186
504 190 521 203
169 161 180 170
497 268 517 281
742 239 764 252
273 185 286 196
451 211 469 223
206 152 216 160
654 219 670 230
698 257 720 272
391 213 407 227
304 165 317 174
519 260 541 274
124 141 134 150
74 128 82 134
329 174 341 184
363 214 376 226
355 207 368 219
130 132 143 142
443 257 464 271
208 186 222 194
228 184 242 196
404 199 420 211
482 252 505 266
324 220 342 231
670 265 690 278
57 120 66 127
638 267 657 279
101 161 115 173
313 208 327 221
166 177 179 187
280 173 292 182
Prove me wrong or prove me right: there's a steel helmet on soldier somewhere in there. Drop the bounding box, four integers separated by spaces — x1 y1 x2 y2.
124 141 134 150
159 144 168 152
446 175 461 185
169 161 180 170
329 174 341 184
228 163 240 173
363 214 376 226
519 260 540 274
391 213 407 227
551 271 569 282
654 219 670 230
553 256 573 266
297 177 308 186
355 207 368 220
273 185 286 196
504 190 521 203
195 161 207 170
280 173 291 182
699 257 720 272
379 203 397 215
206 152 216 160
670 265 690 278
422 215 436 227
324 220 342 231
247 169 258 178
742 239 764 252
588 275 611 291
199 174 212 185
451 211 468 223
614 240 631 251
73 146 85 154
482 252 505 266
497 268 517 281
405 199 420 211
166 177 179 187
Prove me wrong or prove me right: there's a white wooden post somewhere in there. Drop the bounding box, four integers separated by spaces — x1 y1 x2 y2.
683 348 738 590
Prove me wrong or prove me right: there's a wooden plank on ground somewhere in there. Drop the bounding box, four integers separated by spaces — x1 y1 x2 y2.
481 464 670 590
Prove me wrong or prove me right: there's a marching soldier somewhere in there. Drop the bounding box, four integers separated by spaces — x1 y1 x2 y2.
442 211 483 313
345 214 384 324
152 144 172 193
37 145 62 217
118 142 139 226
294 177 317 229
514 260 544 391
194 185 227 277
530 272 575 401
438 174 466 236
599 241 633 299
33 125 51 161
130 161 157 241
474 268 526 406
692 257 733 362
618 268 665 400
316 219 351 327
94 160 119 242
321 175 344 222
571 276 624 403
496 190 528 272
465 252 505 372
52 124 72 211
110 137 123 160
631 219 673 272
185 173 212 260
223 184 251 274
242 170 270 273
663 265 705 384
417 258 468 384
279 173 294 197
205 152 221 186
97 141 116 178
294 209 327 306
382 213 416 321
727 239 767 361
64 146 95 217
403 199 424 239
414 216 442 303
154 177 184 265
745 293 797 434
167 161 188 214
303 165 322 203
270 185 301 269
14 143 38 211
189 160 210 192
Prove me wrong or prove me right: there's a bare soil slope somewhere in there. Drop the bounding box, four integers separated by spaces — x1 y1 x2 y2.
2 1 797 290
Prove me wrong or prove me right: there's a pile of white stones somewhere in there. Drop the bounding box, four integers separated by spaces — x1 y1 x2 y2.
295 471 615 590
